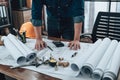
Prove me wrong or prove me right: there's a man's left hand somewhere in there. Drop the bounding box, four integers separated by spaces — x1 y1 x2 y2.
68 40 80 50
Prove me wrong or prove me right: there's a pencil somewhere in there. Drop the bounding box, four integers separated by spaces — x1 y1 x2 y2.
47 46 53 51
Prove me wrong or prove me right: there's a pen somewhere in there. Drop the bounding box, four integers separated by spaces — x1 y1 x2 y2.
10 64 30 69
47 46 53 51
71 52 78 58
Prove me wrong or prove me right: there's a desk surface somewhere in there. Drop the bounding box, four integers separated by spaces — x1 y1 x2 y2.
0 64 120 80
0 37 120 80
0 64 60 80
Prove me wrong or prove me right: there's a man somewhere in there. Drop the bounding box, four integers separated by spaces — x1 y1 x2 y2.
31 0 84 50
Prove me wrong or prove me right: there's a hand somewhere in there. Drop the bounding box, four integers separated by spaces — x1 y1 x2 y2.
68 40 80 50
35 39 46 50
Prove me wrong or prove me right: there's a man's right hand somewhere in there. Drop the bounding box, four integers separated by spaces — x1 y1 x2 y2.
35 39 46 50
33 26 46 50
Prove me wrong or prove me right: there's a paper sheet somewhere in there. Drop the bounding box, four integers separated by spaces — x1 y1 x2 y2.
24 66 93 80
35 40 92 76
0 37 120 80
24 40 92 77
0 46 10 60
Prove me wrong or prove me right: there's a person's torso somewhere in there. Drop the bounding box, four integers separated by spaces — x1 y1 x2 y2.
43 0 73 18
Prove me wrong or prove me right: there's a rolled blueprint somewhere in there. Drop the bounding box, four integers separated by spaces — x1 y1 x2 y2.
16 36 36 61
1 36 26 64
81 38 111 77
7 34 36 61
103 42 120 80
71 39 102 76
92 40 118 80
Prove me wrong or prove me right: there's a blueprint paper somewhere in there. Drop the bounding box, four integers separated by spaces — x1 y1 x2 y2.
103 42 120 80
71 39 102 76
81 38 111 76
93 40 118 80
0 38 120 80
1 36 26 64
25 39 94 77
24 66 93 80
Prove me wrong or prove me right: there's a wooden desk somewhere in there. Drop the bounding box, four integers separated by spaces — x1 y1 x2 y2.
0 64 60 80
0 37 120 80
0 65 120 80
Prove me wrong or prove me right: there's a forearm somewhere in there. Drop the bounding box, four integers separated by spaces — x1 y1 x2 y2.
74 22 82 41
34 27 42 40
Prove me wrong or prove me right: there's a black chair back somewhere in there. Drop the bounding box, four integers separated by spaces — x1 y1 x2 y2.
92 12 120 42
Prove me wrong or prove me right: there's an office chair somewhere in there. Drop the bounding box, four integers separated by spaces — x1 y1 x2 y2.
81 12 120 43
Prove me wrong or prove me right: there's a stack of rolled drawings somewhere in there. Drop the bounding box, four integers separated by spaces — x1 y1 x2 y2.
71 39 102 76
102 42 120 80
1 33 36 65
71 38 120 80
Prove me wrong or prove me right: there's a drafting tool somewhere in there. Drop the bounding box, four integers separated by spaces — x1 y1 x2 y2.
71 52 78 58
47 46 53 51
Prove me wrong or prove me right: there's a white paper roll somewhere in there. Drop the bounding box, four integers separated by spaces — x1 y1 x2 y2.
103 42 120 80
1 36 26 64
7 34 36 61
92 40 118 80
81 38 111 76
16 36 36 61
7 34 27 56
71 39 102 76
